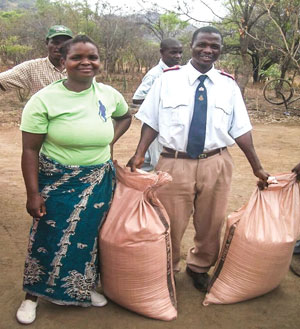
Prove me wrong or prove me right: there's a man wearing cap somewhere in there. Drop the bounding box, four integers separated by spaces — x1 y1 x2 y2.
0 25 73 96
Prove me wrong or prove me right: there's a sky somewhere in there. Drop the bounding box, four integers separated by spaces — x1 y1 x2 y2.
87 0 227 24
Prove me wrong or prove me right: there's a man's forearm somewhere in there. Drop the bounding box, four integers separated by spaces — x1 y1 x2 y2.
235 131 263 174
135 124 158 156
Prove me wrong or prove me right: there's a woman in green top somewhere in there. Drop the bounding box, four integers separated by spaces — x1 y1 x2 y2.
16 35 132 324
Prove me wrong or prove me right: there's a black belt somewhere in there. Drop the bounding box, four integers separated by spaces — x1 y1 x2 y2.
161 147 226 159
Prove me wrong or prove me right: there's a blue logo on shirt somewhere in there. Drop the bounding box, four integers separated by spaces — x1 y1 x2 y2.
98 100 107 122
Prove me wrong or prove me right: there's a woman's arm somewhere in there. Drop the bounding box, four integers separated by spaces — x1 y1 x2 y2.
110 111 132 158
21 132 46 218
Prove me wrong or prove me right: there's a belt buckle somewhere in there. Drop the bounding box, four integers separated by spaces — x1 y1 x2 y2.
197 153 207 159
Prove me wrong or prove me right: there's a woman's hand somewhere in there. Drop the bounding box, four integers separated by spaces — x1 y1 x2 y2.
26 193 46 218
21 132 46 218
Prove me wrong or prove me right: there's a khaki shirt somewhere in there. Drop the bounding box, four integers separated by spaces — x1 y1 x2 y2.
0 57 67 96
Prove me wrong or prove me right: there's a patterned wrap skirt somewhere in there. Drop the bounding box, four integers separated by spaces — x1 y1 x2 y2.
23 154 115 306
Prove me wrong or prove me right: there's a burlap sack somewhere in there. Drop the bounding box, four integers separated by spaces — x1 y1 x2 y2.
203 173 300 306
99 163 177 321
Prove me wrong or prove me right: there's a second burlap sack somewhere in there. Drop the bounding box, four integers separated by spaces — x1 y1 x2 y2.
99 163 177 321
203 173 300 306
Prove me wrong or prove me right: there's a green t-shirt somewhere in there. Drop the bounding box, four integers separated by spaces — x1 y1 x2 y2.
20 79 128 165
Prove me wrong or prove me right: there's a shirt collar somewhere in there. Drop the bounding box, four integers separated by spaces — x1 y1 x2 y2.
46 56 67 73
187 60 219 85
159 59 170 71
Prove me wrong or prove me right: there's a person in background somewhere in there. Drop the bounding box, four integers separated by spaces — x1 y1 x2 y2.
16 35 131 325
0 25 73 96
132 38 183 171
290 162 300 276
127 26 269 292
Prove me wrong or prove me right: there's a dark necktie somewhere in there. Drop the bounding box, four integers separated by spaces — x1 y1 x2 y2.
187 75 208 158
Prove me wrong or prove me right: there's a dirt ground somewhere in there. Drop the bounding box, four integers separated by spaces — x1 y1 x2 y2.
0 85 300 329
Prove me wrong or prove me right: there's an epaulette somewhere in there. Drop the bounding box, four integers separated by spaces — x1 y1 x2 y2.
163 65 181 73
219 70 235 80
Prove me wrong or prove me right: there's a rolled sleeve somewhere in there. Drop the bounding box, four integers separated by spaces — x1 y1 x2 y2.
0 62 31 91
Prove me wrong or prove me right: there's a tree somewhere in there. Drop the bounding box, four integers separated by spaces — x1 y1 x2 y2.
0 10 34 64
247 0 300 80
0 36 32 65
142 11 189 41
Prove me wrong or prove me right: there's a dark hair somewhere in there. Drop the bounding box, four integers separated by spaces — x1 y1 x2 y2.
160 38 182 51
60 34 99 59
191 26 223 45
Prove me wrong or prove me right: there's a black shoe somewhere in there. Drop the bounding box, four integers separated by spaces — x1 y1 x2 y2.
186 266 210 292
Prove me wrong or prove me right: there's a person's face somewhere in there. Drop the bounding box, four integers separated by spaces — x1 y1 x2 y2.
191 32 222 73
62 42 100 82
161 46 183 67
47 35 72 61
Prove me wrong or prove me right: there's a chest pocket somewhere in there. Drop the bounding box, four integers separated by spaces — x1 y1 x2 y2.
214 97 233 128
161 97 190 126
215 97 233 115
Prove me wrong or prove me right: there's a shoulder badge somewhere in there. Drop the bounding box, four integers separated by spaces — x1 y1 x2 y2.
219 70 235 80
163 65 181 73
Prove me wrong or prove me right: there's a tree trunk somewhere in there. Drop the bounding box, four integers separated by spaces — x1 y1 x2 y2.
280 57 291 80
251 52 260 83
235 35 252 96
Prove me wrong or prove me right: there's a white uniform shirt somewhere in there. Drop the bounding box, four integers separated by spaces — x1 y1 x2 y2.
135 61 252 152
132 59 169 101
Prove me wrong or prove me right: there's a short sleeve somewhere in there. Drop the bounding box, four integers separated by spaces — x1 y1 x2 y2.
228 82 252 139
132 74 156 100
135 77 161 132
20 95 48 134
112 89 129 118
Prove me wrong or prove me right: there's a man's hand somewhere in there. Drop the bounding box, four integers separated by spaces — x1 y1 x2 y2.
253 168 270 190
126 123 158 171
126 154 145 172
292 162 300 181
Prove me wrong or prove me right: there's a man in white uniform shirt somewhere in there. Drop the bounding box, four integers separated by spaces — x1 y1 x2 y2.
127 26 269 292
133 38 183 171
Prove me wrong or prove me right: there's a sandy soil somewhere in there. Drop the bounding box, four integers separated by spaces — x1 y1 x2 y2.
0 87 300 329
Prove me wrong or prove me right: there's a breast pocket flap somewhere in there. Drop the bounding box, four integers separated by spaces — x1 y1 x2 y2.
215 100 233 115
162 97 189 109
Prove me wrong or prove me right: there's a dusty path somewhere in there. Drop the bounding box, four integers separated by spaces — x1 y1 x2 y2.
0 120 300 329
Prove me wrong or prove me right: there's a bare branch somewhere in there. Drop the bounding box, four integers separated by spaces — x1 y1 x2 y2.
198 0 225 20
